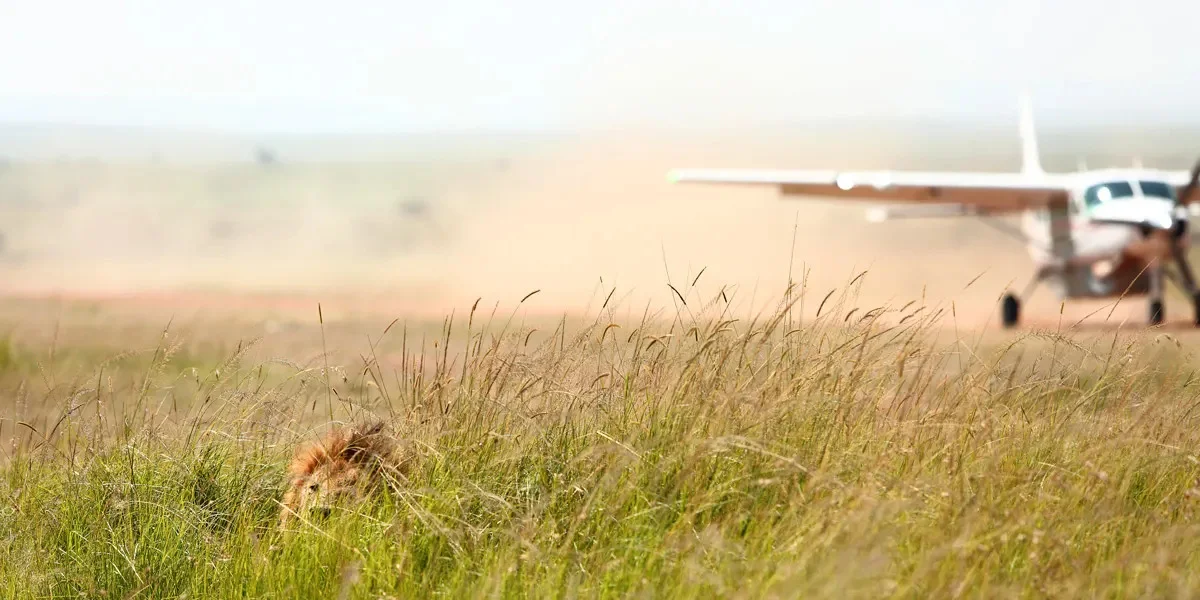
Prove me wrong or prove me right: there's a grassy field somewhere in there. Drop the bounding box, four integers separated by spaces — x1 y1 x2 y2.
4 125 1200 597
2 279 1200 599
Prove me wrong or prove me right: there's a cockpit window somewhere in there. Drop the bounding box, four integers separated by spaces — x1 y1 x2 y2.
1138 180 1177 200
1084 181 1135 207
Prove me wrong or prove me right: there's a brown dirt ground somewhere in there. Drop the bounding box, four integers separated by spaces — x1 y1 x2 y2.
3 132 1198 337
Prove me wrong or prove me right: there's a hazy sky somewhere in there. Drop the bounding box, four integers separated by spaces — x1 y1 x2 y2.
2 0 1199 133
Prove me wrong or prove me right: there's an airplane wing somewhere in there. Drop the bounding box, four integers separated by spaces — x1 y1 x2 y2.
667 168 1076 212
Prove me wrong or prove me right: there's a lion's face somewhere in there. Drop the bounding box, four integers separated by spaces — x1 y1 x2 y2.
279 422 396 527
287 457 368 519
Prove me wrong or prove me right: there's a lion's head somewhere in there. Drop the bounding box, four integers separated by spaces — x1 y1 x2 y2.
279 421 401 527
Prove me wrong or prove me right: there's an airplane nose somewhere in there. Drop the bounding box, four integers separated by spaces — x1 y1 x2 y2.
1149 211 1175 231
1128 201 1181 239
1093 198 1177 234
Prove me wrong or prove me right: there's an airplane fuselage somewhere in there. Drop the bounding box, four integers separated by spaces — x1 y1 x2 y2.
1019 168 1186 300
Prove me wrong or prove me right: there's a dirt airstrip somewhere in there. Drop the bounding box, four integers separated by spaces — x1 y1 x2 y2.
1 132 1196 336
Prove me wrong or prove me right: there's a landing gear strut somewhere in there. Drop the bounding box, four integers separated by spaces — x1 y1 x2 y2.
1149 299 1165 326
1001 263 1057 329
1002 257 1200 329
1148 263 1165 327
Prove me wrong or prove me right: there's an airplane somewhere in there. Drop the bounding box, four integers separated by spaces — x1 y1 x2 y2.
666 96 1200 328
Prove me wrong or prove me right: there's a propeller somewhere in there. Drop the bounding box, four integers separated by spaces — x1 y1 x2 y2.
1169 157 1200 324
1179 157 1200 208
1171 156 1200 240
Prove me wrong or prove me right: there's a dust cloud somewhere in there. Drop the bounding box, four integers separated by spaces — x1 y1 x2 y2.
1 129 1141 328
445 131 1038 325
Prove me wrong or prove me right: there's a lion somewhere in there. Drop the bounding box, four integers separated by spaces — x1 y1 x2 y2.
279 420 406 528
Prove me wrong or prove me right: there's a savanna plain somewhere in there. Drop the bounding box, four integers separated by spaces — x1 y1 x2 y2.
3 127 1200 599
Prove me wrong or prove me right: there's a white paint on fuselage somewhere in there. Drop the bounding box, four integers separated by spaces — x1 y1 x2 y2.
1019 168 1183 269
1088 196 1176 230
1020 210 1140 267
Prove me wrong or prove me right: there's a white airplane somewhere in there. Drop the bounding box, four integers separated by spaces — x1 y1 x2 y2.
667 97 1200 328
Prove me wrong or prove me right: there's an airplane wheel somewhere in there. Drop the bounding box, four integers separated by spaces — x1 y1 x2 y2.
1001 293 1020 328
1149 300 1164 326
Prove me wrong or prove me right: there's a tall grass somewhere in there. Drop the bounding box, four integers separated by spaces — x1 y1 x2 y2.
2 282 1200 598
